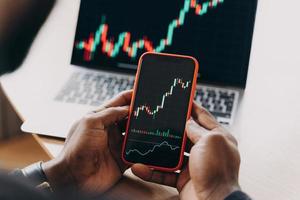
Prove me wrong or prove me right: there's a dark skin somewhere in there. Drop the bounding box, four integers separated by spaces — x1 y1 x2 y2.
43 91 132 194
132 103 241 200
43 90 241 199
0 1 241 198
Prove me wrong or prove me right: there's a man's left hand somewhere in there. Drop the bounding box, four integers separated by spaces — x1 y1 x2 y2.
43 90 132 194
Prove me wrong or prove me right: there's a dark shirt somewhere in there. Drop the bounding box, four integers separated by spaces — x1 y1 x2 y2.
0 172 251 200
225 191 252 200
0 172 51 200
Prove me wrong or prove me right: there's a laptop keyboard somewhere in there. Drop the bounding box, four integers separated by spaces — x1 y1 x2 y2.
55 72 238 125
54 72 134 106
195 87 237 123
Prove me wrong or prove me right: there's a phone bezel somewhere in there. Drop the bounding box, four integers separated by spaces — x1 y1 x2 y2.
121 52 199 172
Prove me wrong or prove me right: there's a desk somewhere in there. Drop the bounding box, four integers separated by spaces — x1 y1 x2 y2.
1 0 300 199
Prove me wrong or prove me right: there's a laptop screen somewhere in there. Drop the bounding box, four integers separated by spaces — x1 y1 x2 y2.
71 0 257 88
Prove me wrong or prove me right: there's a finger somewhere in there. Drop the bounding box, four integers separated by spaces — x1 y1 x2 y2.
212 126 238 146
87 106 129 129
92 90 132 113
131 164 178 188
65 120 80 143
192 102 220 130
176 165 190 192
108 124 129 172
186 119 209 144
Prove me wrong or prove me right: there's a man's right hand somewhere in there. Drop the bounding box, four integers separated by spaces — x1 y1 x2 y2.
182 102 241 200
132 102 241 200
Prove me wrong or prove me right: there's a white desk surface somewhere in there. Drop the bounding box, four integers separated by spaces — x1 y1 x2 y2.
1 0 300 199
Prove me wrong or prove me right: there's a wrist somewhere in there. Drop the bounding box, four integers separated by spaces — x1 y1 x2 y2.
42 156 76 191
21 161 48 185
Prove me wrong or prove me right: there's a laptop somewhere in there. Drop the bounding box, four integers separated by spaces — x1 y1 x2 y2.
22 0 257 138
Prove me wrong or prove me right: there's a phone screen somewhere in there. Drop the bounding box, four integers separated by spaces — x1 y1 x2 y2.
124 53 197 169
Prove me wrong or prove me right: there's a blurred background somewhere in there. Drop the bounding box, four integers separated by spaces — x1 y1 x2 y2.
0 1 300 199
0 0 55 170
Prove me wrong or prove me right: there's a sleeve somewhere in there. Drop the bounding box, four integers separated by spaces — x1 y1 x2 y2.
224 191 252 200
0 171 52 200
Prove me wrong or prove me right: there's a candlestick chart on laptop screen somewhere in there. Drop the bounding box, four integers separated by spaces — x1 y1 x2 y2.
71 0 257 87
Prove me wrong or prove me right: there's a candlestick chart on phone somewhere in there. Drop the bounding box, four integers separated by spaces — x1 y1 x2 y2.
125 77 191 157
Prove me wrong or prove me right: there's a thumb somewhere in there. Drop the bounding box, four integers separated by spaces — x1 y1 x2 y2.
186 119 208 144
93 106 129 128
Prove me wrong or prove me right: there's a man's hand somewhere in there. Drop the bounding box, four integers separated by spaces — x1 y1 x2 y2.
43 90 132 194
131 102 240 200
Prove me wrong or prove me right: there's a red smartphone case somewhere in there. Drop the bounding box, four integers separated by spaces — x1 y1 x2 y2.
122 52 199 172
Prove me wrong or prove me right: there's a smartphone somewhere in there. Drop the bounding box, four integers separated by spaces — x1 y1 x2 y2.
122 52 199 171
